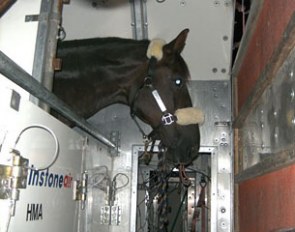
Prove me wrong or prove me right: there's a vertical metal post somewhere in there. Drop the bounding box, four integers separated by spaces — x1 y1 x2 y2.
31 0 63 109
130 145 140 232
211 122 233 232
130 0 148 40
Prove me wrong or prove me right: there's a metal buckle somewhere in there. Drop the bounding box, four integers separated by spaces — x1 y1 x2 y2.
161 113 175 125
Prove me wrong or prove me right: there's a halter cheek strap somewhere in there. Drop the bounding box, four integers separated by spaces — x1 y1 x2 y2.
145 56 176 126
130 40 175 139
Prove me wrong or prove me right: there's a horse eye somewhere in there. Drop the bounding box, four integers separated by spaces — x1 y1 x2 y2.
175 78 183 87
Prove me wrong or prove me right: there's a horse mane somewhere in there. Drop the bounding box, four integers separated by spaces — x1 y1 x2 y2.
53 37 151 117
55 37 150 79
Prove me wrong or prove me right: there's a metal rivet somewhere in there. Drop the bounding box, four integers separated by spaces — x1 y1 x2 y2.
225 1 231 7
223 35 228 41
214 0 220 6
212 67 218 73
220 220 227 229
180 0 186 6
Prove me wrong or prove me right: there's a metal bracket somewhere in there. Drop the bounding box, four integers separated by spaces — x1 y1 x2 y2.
0 149 28 200
0 149 28 221
24 14 40 22
73 171 88 210
10 89 21 111
108 131 120 157
100 205 121 225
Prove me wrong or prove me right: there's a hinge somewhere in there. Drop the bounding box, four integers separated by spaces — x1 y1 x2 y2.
0 149 29 219
73 171 88 210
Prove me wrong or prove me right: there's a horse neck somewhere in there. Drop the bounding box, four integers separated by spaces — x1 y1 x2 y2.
53 37 151 119
75 38 150 112
94 58 149 110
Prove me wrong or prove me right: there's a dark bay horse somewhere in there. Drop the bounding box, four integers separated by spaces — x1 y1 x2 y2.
53 29 200 165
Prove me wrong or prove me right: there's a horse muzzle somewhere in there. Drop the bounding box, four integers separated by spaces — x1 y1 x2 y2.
158 122 201 166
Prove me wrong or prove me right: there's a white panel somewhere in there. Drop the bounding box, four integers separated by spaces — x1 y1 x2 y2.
0 0 41 98
62 0 132 40
0 86 84 232
146 0 234 80
61 1 234 80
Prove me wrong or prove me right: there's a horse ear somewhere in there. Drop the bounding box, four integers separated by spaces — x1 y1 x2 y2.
163 28 189 56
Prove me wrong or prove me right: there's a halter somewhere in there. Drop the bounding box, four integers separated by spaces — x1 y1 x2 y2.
130 56 176 140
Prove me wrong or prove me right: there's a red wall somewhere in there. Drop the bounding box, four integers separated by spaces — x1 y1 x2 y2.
236 0 295 112
237 1 295 231
239 165 295 232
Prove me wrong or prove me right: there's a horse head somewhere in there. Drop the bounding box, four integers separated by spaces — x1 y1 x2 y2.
129 29 201 165
53 29 202 166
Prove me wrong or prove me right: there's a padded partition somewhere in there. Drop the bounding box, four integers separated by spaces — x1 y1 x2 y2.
239 164 295 232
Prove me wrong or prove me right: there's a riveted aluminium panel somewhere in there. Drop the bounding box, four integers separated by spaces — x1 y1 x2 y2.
188 80 232 147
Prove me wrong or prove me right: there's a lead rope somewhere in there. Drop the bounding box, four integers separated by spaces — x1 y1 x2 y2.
157 152 169 232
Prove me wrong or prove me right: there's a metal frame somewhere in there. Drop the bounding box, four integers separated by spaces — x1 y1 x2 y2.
210 122 233 232
131 140 233 232
30 0 63 108
130 0 148 40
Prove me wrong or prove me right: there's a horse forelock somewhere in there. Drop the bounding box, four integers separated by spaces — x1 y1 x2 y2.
146 39 166 61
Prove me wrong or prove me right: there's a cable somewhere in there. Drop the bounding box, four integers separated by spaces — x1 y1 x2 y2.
14 124 59 171
87 166 110 190
170 188 188 232
112 173 130 190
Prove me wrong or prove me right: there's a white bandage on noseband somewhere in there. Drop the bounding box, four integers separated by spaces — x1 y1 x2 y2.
175 107 205 125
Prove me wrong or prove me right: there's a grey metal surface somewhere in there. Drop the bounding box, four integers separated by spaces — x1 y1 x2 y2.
240 46 295 170
30 0 62 109
211 122 232 232
188 80 232 146
88 104 152 154
0 51 115 149
130 0 148 40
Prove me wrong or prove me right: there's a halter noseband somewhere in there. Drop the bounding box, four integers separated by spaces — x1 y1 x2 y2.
130 56 176 139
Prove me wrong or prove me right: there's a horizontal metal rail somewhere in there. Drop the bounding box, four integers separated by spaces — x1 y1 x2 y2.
0 51 116 149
